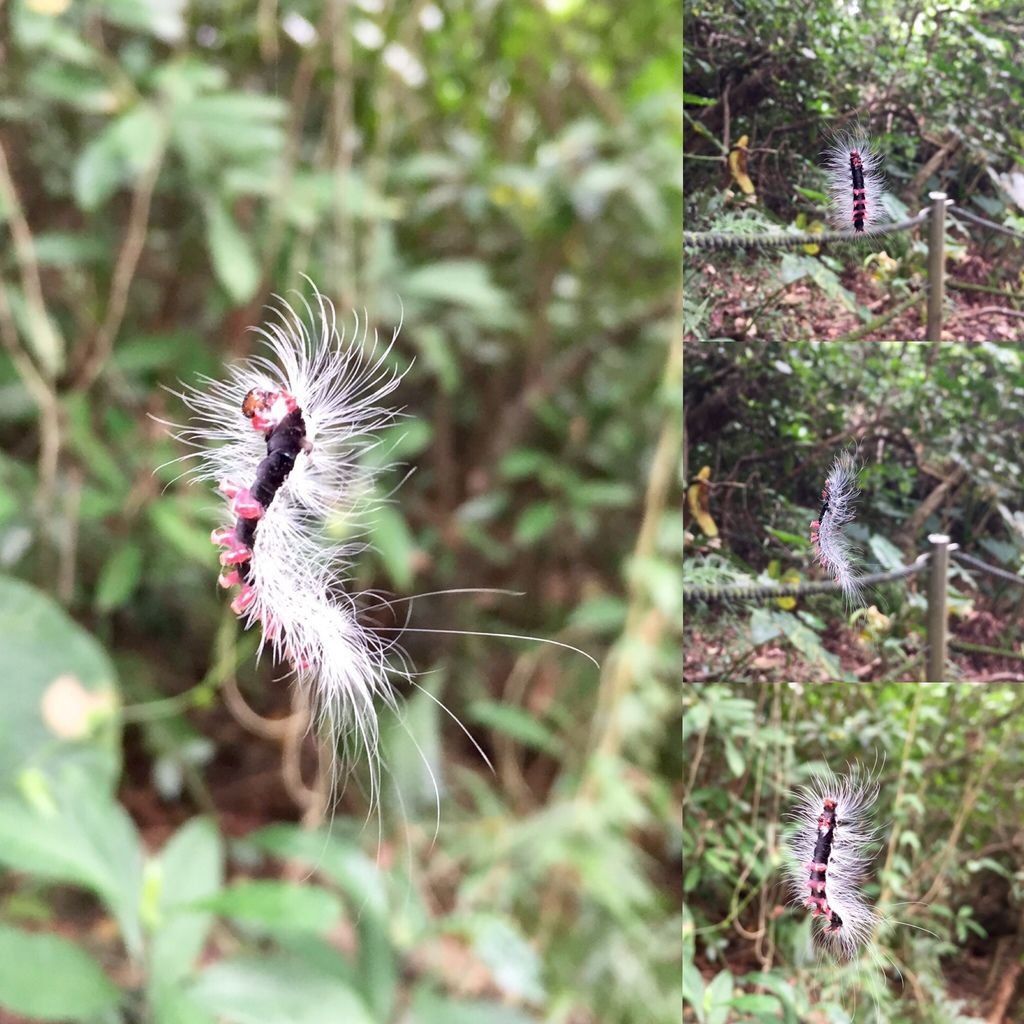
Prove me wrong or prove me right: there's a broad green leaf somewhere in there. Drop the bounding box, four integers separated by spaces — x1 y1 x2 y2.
499 448 549 481
0 576 120 796
74 104 165 210
368 504 417 590
26 64 115 114
458 915 545 1002
204 199 260 303
95 542 144 612
468 700 561 755
172 93 285 175
1 284 65 379
196 881 342 934
401 260 512 316
32 232 109 267
0 766 143 954
412 324 461 393
0 924 120 1020
96 0 186 43
361 419 433 467
514 503 558 545
189 954 374 1024
148 818 224 984
409 987 537 1024
244 825 391 919
148 498 220 564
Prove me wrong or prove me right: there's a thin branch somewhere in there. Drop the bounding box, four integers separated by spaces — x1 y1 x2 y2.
0 137 62 378
73 122 169 390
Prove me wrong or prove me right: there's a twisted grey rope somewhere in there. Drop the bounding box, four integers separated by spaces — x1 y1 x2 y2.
951 550 1024 587
684 209 931 251
949 208 1024 243
684 554 930 605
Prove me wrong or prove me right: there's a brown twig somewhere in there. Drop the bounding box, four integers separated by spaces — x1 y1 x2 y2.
73 121 169 391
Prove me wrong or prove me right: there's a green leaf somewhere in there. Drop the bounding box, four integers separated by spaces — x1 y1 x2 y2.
114 330 206 374
401 260 512 316
190 954 375 1024
147 498 219 564
749 608 782 645
74 104 165 210
369 504 417 590
498 448 549 481
409 987 537 1024
196 881 342 934
869 532 904 570
705 969 735 1024
412 324 461 393
1 284 65 379
575 480 635 508
32 232 109 268
204 200 260 303
171 92 285 176
241 824 399 1017
379 684 443 815
95 542 144 612
65 392 130 492
148 818 224 984
96 0 186 42
457 915 545 1002
0 576 120 797
0 923 120 1020
243 825 391 919
27 64 117 114
363 419 433 467
514 502 558 545
468 700 561 755
0 766 144 955
568 595 626 633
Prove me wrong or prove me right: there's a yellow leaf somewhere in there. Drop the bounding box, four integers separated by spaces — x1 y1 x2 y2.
728 135 756 196
686 466 718 537
774 569 801 611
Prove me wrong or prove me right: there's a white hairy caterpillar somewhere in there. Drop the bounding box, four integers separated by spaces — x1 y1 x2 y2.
162 283 596 801
782 765 938 1020
166 287 406 790
823 131 888 233
810 449 866 608
784 765 882 960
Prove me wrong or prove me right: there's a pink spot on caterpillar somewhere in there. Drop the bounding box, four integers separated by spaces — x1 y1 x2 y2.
230 585 257 615
229 488 264 520
218 541 253 567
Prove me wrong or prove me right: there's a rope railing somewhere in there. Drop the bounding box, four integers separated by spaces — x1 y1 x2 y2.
949 207 1024 243
686 191 1024 339
683 553 930 604
686 536 1022 680
950 549 1024 586
683 209 931 251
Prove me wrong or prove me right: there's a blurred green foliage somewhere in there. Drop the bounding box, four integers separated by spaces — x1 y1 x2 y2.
683 0 1024 339
0 2 681 1022
683 682 1024 1023
684 342 1024 681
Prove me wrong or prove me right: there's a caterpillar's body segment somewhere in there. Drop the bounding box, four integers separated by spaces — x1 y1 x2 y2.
785 767 881 960
823 133 888 234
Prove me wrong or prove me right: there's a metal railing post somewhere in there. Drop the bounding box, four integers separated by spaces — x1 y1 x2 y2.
926 192 948 341
926 533 950 681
